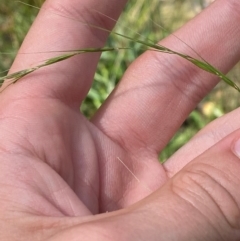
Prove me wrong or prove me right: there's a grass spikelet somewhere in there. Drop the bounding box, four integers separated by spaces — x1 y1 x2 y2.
0 1 239 93
0 47 127 89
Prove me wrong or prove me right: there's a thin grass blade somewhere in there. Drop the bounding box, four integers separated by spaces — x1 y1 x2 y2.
1 2 239 92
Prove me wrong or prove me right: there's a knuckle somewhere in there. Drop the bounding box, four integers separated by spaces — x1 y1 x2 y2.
172 164 240 235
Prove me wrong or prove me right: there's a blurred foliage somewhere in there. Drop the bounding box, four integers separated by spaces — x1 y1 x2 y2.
0 0 43 72
0 0 239 161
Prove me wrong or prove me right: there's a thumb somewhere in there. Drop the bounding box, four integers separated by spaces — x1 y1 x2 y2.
132 128 240 240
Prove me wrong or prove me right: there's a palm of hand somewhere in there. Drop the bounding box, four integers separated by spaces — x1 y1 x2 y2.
1 0 240 240
0 92 164 216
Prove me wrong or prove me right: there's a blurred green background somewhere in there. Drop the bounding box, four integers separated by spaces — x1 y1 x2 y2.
0 0 239 162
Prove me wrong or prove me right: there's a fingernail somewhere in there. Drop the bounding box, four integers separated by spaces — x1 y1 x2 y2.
232 138 240 158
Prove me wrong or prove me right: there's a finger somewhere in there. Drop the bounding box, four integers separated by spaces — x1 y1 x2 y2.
5 0 127 105
92 0 240 157
164 107 240 176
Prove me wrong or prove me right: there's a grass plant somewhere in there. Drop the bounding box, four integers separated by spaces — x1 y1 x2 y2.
1 2 239 92
0 0 239 161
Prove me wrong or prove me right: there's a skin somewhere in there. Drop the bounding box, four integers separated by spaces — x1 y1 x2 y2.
1 0 240 240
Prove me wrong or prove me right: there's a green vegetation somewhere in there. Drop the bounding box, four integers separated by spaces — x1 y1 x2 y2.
0 0 239 162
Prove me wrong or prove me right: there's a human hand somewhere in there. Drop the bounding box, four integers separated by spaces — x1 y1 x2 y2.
1 0 240 240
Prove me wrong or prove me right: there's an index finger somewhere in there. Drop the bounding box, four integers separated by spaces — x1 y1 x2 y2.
4 0 127 105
